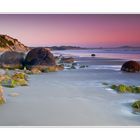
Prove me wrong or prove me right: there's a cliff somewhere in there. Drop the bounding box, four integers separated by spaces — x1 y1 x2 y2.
0 34 29 52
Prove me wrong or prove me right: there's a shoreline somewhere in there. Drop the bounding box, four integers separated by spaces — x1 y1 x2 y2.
0 56 140 126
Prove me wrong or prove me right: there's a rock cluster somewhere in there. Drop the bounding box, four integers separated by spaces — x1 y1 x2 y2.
0 47 65 73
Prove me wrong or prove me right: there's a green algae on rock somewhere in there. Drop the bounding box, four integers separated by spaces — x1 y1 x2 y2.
110 84 140 93
12 72 28 86
12 72 28 81
132 100 140 109
2 79 17 88
1 72 28 88
131 100 140 113
0 86 5 105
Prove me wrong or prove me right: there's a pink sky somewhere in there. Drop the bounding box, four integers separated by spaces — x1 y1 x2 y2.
0 14 140 48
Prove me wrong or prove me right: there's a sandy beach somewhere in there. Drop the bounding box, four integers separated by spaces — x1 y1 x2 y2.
0 53 140 126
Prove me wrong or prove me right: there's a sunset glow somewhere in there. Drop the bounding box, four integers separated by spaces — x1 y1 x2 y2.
0 14 140 47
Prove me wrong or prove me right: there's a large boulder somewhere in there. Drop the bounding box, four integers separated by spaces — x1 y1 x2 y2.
0 51 25 69
24 47 56 70
121 60 140 72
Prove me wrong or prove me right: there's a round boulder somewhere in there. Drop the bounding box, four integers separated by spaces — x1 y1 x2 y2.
24 47 56 70
121 60 140 72
0 51 25 69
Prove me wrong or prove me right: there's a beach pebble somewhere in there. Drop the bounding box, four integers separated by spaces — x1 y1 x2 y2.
8 93 20 97
0 69 6 75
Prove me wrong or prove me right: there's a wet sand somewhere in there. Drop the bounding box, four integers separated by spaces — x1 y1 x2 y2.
0 57 140 126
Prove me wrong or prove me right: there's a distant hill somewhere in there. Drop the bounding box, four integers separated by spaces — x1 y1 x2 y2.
29 46 87 50
118 46 140 49
0 34 29 52
48 46 86 50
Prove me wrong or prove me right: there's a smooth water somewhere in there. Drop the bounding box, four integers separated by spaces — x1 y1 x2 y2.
0 49 140 126
53 49 140 60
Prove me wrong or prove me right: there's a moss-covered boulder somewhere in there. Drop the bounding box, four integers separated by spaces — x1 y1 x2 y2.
12 72 28 86
117 84 128 93
121 60 140 72
0 86 5 105
15 79 28 86
24 47 56 70
132 100 140 109
110 84 140 94
131 100 140 112
1 72 28 88
0 51 25 69
2 79 17 88
12 72 28 81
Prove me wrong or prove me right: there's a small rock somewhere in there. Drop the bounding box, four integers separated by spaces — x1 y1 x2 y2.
0 69 6 75
80 65 88 68
31 68 42 74
91 54 96 57
60 57 74 63
8 93 20 97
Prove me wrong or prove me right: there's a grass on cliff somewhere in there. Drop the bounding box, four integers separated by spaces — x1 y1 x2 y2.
0 36 14 48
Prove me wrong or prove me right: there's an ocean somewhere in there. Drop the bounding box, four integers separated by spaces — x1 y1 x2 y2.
53 49 140 60
0 49 140 126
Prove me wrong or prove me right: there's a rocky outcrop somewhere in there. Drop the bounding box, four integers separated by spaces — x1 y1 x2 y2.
0 34 29 52
24 47 56 71
0 51 25 69
121 60 140 72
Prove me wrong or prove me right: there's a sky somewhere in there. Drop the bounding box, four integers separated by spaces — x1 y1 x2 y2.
0 14 140 48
